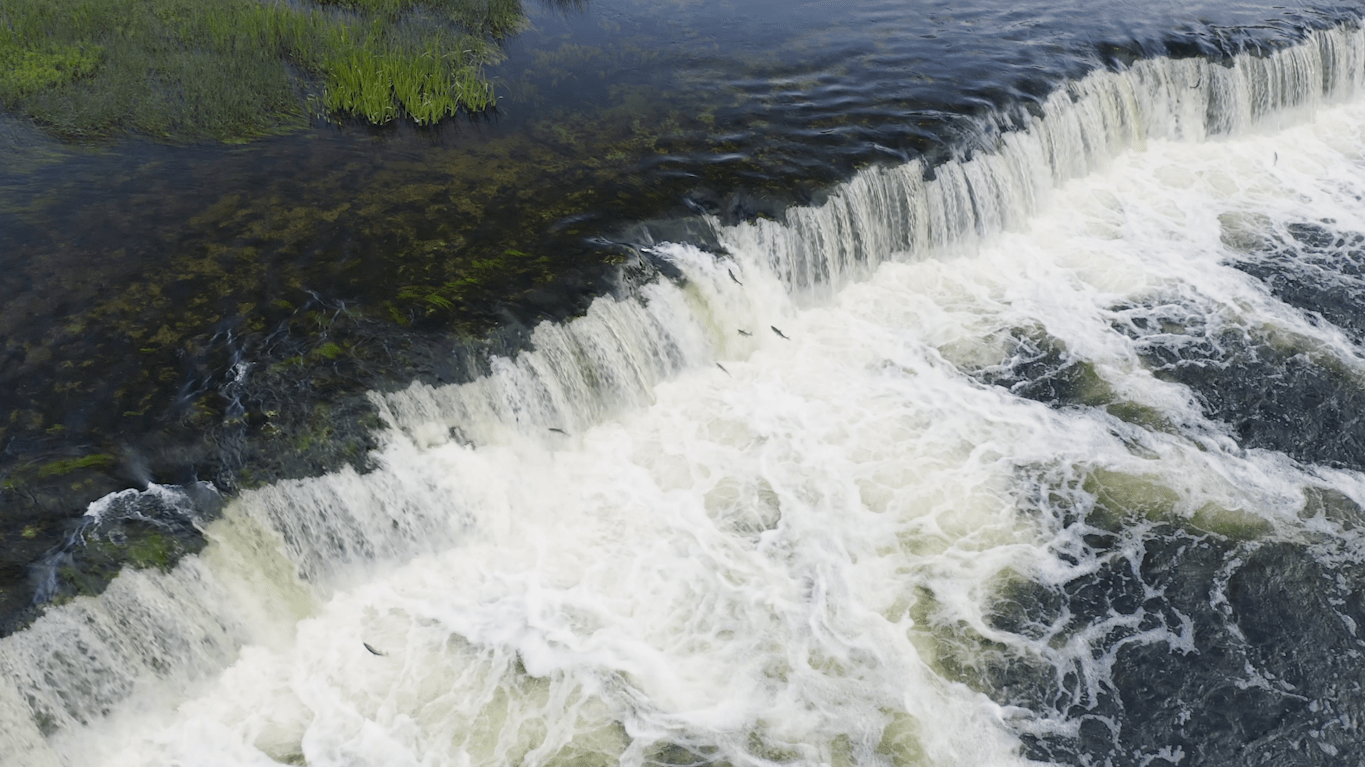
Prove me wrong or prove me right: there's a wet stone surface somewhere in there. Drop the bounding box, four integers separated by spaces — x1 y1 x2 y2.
1112 292 1365 473
944 483 1365 767
962 263 1365 763
1226 222 1365 345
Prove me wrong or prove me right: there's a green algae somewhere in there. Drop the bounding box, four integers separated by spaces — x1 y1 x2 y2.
875 711 931 767
1082 468 1181 530
0 0 520 141
1080 467 1276 540
34 454 115 479
1103 400 1177 433
311 341 346 360
124 529 175 571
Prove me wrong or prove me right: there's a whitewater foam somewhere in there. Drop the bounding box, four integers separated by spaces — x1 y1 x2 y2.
7 23 1365 767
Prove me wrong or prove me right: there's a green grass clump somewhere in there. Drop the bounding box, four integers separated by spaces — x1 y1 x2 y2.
320 31 497 124
0 0 521 141
0 30 101 98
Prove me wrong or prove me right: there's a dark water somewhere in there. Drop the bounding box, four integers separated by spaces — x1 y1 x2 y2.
6 0 1365 764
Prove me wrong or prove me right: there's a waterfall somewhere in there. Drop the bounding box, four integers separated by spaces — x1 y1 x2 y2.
6 20 1365 767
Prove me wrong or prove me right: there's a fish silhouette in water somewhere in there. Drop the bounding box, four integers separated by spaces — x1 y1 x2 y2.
738 329 752 337
729 269 743 286
363 642 386 656
716 363 731 376
548 427 568 435
771 326 790 340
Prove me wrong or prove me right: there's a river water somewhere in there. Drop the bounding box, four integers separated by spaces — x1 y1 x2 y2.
6 1 1365 765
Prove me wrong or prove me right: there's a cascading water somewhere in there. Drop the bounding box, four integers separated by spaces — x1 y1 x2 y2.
7 20 1365 767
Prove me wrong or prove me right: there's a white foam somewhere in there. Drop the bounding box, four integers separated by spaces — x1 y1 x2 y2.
8 26 1365 767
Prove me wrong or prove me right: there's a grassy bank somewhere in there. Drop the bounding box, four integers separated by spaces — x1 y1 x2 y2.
0 0 522 141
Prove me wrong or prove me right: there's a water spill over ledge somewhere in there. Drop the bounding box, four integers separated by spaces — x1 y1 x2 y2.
0 0 1358 628
8 13 1365 767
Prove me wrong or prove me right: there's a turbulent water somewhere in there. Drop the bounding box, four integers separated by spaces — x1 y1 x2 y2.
11 11 1365 767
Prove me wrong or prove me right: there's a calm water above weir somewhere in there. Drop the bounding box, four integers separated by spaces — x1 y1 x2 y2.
6 0 1365 765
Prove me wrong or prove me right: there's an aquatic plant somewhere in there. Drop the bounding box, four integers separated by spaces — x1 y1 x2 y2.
34 454 116 479
0 30 100 99
0 0 520 140
320 33 497 124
